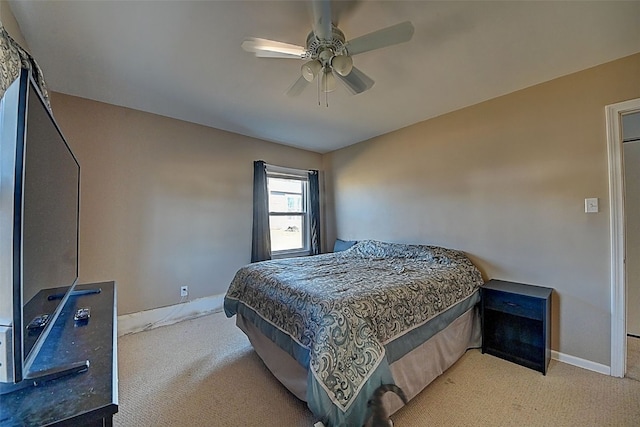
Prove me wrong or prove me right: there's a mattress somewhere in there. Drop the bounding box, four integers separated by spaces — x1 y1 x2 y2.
237 304 481 416
224 240 484 426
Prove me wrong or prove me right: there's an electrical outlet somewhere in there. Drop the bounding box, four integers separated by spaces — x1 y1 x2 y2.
180 286 188 297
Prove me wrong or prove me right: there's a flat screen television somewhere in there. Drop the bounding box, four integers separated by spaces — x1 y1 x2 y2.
0 68 81 391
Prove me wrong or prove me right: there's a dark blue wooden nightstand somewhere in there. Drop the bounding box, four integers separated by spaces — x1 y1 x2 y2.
481 279 553 374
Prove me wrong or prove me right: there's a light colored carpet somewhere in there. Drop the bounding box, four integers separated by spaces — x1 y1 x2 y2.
115 311 640 426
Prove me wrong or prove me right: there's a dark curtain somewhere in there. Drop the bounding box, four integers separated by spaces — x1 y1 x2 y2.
308 170 321 255
251 160 271 262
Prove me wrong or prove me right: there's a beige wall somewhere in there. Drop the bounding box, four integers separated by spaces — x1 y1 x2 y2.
324 53 640 366
0 1 28 49
50 94 322 314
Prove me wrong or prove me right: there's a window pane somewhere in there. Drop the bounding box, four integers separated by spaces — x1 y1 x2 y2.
268 177 304 213
270 215 304 252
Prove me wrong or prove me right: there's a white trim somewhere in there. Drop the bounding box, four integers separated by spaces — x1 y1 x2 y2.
551 350 610 376
267 167 312 256
117 294 225 336
115 294 617 377
606 98 640 378
266 163 312 177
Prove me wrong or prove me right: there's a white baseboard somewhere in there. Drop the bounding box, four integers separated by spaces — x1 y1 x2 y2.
117 294 225 336
551 350 611 376
118 299 614 377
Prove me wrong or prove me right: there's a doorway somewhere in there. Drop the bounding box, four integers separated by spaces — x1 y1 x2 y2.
623 111 640 380
622 112 640 381
606 98 640 378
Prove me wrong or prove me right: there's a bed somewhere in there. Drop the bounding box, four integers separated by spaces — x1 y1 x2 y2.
223 240 484 426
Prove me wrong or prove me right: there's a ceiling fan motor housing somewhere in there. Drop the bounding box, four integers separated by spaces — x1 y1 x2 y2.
305 26 348 62
302 25 354 82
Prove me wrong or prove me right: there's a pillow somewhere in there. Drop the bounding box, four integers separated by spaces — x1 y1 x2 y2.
350 240 458 263
333 238 357 252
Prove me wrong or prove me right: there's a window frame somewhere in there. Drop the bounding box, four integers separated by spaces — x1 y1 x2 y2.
266 165 311 258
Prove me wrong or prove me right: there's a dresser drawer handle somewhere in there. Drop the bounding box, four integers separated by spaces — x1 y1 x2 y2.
504 301 519 307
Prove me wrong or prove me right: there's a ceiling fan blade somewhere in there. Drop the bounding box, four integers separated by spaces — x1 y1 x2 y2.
345 21 415 56
252 50 305 59
311 0 332 41
286 75 310 97
335 66 375 95
241 37 305 58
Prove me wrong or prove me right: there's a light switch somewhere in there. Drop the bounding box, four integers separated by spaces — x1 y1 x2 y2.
585 198 599 213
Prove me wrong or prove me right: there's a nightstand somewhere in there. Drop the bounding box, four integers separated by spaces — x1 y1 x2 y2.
481 279 553 374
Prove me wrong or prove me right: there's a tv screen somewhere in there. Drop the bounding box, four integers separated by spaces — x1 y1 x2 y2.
0 68 80 386
21 79 80 364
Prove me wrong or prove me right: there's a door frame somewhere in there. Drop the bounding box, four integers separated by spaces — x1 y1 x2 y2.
606 97 640 378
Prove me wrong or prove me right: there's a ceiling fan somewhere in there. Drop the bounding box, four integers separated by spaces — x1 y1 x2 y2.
241 0 414 99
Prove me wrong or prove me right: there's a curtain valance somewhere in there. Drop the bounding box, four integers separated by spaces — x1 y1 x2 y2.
0 22 50 109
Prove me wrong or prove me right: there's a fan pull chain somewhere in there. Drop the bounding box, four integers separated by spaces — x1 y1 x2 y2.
324 68 329 108
325 80 328 108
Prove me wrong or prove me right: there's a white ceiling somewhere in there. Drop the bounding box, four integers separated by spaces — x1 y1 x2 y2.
8 1 640 153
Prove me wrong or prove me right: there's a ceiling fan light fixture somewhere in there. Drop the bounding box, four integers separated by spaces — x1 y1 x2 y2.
321 69 337 93
301 60 322 82
331 55 353 76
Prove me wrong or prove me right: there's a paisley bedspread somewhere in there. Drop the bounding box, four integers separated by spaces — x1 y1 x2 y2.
224 240 483 426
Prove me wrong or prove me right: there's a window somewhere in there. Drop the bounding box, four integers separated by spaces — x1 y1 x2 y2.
267 167 310 256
